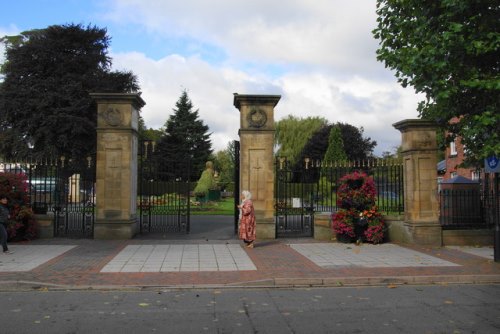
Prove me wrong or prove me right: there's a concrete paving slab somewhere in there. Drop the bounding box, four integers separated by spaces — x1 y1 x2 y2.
290 243 461 268
0 245 76 272
101 244 257 273
447 246 494 260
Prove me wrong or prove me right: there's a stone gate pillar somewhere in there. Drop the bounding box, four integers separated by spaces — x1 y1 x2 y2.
234 93 281 239
90 93 145 239
393 119 441 246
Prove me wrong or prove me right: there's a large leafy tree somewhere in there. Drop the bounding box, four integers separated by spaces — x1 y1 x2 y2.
337 123 376 161
154 90 212 181
297 125 332 165
294 122 376 169
275 115 327 165
211 141 237 191
373 0 499 163
0 24 139 161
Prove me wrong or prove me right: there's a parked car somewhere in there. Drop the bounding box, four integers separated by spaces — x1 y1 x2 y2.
379 191 399 200
0 163 27 175
30 178 57 193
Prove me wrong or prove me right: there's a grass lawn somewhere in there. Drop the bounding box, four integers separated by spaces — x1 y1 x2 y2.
191 197 236 215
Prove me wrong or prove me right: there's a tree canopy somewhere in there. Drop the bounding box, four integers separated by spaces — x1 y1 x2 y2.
337 123 376 161
323 125 348 164
154 90 212 182
294 122 376 168
0 23 139 161
373 0 499 163
275 115 327 165
211 141 237 191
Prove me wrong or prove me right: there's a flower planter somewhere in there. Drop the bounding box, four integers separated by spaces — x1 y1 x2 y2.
332 171 386 244
354 217 368 242
336 234 354 243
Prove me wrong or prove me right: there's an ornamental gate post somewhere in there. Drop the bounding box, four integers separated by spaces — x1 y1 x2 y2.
393 119 442 246
234 94 281 239
90 93 145 239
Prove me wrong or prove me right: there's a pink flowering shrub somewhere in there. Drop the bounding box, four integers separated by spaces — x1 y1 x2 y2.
359 207 386 244
332 208 357 239
0 172 38 241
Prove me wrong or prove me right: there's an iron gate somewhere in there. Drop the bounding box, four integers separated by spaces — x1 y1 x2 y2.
1 158 96 238
50 157 96 238
138 141 191 234
233 140 240 234
275 157 404 238
275 157 315 237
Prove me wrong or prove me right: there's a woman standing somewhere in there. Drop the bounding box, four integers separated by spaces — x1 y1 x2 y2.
0 195 13 254
238 190 256 248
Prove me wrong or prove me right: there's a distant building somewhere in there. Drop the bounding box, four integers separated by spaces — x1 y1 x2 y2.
439 118 480 182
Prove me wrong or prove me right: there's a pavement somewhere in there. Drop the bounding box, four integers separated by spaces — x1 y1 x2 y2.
1 234 499 291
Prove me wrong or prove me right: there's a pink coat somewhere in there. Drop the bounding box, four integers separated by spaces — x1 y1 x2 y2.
239 200 256 241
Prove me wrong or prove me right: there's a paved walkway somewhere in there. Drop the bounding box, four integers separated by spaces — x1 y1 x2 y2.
0 238 498 290
290 243 460 268
0 245 76 272
101 244 256 272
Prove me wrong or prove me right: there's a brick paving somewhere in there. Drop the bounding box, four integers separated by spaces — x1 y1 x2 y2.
0 238 499 290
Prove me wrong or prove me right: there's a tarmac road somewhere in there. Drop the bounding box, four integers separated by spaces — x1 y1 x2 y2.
0 284 499 333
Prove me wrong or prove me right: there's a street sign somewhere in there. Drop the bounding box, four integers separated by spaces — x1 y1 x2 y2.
485 156 500 173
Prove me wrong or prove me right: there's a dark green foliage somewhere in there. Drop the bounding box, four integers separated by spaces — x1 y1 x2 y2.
337 123 376 161
138 116 163 143
323 125 348 163
296 123 376 166
0 23 139 160
373 0 499 163
275 116 327 165
290 125 331 183
297 125 332 164
154 90 212 182
211 141 237 191
290 123 376 183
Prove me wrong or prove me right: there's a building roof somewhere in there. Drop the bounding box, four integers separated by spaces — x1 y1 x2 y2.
440 175 479 184
437 160 446 173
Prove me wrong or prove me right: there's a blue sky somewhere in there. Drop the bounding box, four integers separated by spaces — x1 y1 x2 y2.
1 0 422 155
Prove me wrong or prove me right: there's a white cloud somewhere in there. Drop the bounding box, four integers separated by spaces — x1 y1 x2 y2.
105 0 386 75
0 24 20 71
113 51 422 155
1 1 425 156
105 0 422 156
112 51 273 151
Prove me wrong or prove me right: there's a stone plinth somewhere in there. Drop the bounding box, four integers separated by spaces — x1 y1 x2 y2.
314 213 334 241
90 93 145 239
393 119 441 246
234 94 280 239
35 213 54 238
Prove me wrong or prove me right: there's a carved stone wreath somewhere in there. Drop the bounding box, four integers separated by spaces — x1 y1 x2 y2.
103 108 123 126
247 107 267 128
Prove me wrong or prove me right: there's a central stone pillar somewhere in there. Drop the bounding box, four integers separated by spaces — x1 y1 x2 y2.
90 93 145 239
393 119 441 246
234 94 280 239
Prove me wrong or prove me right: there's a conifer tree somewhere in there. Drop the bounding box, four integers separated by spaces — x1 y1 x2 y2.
0 24 139 160
154 90 212 181
323 125 347 164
